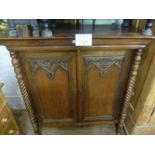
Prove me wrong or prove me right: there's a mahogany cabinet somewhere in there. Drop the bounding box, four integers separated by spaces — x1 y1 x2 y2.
0 25 155 134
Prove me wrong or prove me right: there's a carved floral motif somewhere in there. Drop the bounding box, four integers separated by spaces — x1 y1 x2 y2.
29 58 69 80
85 56 124 77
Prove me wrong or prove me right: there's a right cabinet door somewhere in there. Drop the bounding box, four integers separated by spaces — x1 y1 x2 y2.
78 50 133 123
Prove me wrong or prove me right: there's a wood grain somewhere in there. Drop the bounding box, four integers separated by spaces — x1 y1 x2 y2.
0 27 154 134
9 52 40 134
78 50 132 124
117 49 143 133
20 51 77 127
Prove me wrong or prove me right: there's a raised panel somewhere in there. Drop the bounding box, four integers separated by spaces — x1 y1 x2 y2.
78 50 133 122
21 51 77 126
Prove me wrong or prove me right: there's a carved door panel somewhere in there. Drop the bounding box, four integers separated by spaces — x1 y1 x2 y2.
78 50 133 122
21 51 77 126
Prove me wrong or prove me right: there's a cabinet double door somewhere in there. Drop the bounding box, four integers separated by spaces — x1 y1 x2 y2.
21 49 132 127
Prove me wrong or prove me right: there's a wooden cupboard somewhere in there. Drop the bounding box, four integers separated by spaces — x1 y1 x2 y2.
21 51 77 125
0 25 155 134
19 49 132 129
77 50 132 123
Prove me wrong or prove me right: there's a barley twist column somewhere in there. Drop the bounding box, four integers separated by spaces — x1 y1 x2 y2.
117 49 143 134
10 51 40 134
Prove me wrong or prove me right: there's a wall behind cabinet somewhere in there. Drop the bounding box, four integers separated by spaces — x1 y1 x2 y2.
0 46 25 109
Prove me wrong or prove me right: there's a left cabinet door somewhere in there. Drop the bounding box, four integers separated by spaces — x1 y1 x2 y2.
20 51 77 127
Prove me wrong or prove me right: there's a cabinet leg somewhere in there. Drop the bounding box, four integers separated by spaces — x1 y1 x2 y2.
117 49 144 134
9 51 40 135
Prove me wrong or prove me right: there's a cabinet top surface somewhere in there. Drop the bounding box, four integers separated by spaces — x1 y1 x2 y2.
0 25 155 40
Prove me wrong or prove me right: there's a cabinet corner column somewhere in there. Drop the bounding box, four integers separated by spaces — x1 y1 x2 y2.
9 51 40 135
117 49 144 134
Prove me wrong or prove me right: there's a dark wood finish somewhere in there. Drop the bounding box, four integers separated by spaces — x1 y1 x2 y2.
124 40 155 134
9 52 39 134
20 51 77 127
117 49 144 133
0 25 155 134
78 50 132 123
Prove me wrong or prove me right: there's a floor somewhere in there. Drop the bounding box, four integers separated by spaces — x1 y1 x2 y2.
13 110 117 135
